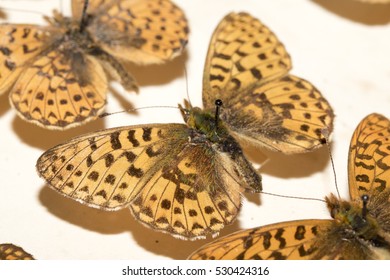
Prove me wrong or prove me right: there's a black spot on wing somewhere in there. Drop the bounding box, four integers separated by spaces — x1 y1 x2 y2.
110 132 122 149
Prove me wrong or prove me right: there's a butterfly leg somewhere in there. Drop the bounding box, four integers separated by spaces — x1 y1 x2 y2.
91 48 139 93
234 153 262 193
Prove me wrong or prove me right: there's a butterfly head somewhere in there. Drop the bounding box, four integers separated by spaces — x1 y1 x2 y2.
326 193 380 241
179 100 228 142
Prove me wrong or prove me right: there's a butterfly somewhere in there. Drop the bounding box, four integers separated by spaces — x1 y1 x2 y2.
0 0 188 130
0 243 34 260
188 113 390 259
36 12 334 240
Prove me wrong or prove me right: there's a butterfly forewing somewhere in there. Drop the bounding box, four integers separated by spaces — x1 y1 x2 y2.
0 244 34 260
0 25 49 95
188 220 331 260
86 0 189 64
9 48 107 129
348 113 390 200
37 124 186 209
202 12 291 106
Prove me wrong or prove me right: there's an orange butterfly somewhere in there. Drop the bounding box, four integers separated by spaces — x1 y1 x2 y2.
0 0 188 129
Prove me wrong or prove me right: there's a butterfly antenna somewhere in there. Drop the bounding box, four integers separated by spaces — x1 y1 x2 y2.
79 0 89 32
59 0 63 14
261 191 326 203
99 105 180 118
321 128 341 199
183 67 192 107
214 99 223 130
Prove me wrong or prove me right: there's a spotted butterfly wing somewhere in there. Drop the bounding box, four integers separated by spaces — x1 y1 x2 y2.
6 31 108 129
0 243 34 260
37 117 260 240
347 113 390 256
188 220 332 260
202 13 334 154
73 0 189 64
348 113 390 200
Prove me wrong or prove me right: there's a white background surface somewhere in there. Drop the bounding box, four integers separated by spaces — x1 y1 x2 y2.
0 0 389 259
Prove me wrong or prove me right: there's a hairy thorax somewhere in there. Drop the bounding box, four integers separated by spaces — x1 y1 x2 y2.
184 106 243 157
181 104 262 193
319 194 390 259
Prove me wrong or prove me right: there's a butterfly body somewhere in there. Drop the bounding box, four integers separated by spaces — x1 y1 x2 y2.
182 102 262 194
306 193 390 260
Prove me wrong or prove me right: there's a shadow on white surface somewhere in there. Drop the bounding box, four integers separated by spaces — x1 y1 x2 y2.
0 91 10 117
38 186 244 259
12 115 106 150
123 51 188 88
251 145 330 179
0 9 6 19
312 0 390 25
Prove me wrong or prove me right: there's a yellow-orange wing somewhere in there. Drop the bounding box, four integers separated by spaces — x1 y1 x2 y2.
73 0 189 65
188 219 332 260
202 13 334 154
37 123 245 240
348 113 390 201
0 25 48 95
9 46 107 130
0 244 34 260
72 0 108 19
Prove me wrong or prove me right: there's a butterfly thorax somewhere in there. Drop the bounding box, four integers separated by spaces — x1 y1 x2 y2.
45 11 96 51
181 105 240 154
180 103 262 192
187 107 226 141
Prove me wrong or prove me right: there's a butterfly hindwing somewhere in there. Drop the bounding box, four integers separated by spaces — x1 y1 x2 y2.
130 143 243 239
221 75 334 154
9 47 107 129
